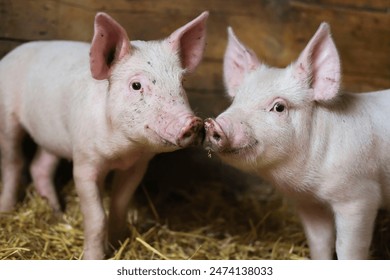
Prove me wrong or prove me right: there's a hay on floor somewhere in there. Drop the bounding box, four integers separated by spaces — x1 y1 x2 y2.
0 177 388 260
0 178 309 260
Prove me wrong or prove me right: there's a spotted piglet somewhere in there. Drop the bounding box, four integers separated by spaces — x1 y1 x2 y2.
0 11 208 259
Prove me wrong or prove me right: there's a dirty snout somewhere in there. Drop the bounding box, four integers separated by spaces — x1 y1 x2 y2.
203 118 229 152
204 117 257 157
176 116 204 148
147 113 203 150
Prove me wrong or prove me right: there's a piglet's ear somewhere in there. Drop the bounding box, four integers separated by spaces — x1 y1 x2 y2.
90 13 131 80
167 11 209 73
223 27 261 98
293 22 341 101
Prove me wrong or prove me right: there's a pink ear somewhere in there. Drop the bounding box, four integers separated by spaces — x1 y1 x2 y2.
294 22 341 101
90 13 131 80
166 11 209 73
223 27 261 97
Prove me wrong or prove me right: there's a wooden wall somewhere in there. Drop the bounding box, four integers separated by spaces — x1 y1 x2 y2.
1 0 389 118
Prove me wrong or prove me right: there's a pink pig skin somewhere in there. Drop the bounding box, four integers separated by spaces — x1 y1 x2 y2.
204 23 390 259
0 11 209 259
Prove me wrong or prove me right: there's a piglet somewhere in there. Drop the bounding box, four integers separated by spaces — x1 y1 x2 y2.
204 23 390 259
0 11 209 259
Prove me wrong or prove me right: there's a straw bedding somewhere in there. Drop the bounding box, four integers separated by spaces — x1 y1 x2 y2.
0 150 389 260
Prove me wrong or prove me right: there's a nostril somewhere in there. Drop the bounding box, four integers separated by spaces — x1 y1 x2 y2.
212 132 221 142
177 117 204 147
182 131 193 139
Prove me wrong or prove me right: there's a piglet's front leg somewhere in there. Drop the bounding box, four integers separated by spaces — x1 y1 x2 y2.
296 201 335 259
332 182 381 260
73 162 108 260
108 157 151 248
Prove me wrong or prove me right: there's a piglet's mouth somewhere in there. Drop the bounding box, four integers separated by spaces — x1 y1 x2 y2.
208 140 258 157
145 125 177 147
220 142 258 155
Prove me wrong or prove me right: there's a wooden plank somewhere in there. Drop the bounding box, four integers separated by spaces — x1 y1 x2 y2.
57 4 95 41
342 75 390 92
0 0 58 40
0 0 389 93
184 59 224 92
187 90 230 118
286 1 390 90
292 0 390 11
53 0 268 16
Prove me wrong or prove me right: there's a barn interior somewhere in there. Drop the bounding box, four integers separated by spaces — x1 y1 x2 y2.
0 0 389 259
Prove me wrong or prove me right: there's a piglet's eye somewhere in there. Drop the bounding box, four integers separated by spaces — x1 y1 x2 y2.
131 82 142 91
272 102 285 113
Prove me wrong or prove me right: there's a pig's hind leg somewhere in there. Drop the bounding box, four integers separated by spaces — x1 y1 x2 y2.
30 148 61 212
0 117 26 211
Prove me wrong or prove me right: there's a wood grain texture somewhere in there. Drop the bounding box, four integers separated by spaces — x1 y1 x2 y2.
0 0 389 116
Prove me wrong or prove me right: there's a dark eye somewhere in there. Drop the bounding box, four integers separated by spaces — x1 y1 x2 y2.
131 82 142 91
272 102 285 113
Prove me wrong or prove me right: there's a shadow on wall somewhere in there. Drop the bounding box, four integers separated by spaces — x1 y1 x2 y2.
17 133 263 212
143 146 263 195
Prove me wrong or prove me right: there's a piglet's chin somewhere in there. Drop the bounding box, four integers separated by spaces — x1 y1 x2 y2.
144 125 178 151
214 142 259 164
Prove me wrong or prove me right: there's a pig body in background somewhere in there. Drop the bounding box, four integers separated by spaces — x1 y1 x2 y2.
204 23 390 259
0 12 208 259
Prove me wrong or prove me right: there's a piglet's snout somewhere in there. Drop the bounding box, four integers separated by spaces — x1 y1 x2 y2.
203 118 228 152
176 117 203 148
